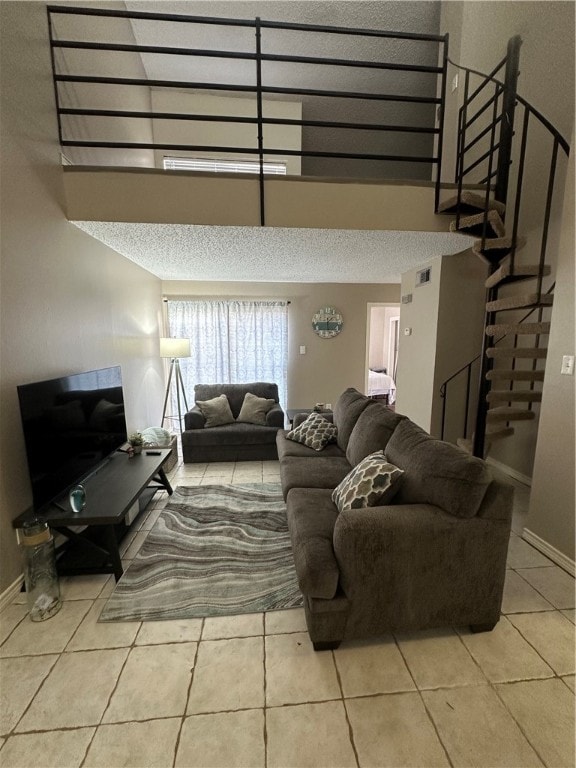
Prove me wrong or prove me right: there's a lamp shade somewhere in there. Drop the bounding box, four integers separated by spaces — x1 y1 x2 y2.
159 337 191 358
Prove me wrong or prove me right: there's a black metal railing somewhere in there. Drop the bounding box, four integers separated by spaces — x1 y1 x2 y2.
440 283 556 443
46 5 449 225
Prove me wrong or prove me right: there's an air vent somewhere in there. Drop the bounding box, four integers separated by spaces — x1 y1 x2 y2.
401 293 413 304
416 267 431 286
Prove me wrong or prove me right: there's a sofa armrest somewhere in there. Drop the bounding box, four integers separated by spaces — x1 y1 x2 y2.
332 500 511 629
184 405 206 430
266 403 285 428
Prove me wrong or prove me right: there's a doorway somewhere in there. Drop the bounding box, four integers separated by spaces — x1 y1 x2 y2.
365 303 400 404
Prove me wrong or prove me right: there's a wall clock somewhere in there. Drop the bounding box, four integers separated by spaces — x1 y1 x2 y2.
312 306 344 338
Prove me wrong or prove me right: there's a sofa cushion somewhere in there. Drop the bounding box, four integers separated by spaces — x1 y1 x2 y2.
196 394 235 427
332 451 404 513
346 401 406 466
194 382 279 419
385 419 492 519
286 412 338 452
286 488 341 599
280 456 352 499
237 392 275 425
182 422 279 447
277 431 346 460
332 388 371 451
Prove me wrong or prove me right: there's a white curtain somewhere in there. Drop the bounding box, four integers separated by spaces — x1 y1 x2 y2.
167 299 289 410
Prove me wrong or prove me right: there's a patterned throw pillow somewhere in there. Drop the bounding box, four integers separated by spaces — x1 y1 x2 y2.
286 412 338 451
332 451 404 513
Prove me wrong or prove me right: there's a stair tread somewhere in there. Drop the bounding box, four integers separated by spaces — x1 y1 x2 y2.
487 390 543 402
486 293 554 312
474 235 526 253
486 262 551 289
486 425 515 438
486 322 551 336
487 369 545 381
450 210 506 238
486 407 537 421
438 191 506 216
486 347 548 358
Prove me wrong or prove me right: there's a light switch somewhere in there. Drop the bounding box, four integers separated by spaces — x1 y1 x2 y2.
404 327 412 336
561 355 575 375
299 345 306 355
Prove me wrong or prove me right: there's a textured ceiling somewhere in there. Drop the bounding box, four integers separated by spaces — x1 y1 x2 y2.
71 221 474 283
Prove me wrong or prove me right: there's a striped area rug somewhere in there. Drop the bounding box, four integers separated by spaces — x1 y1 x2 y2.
99 483 303 622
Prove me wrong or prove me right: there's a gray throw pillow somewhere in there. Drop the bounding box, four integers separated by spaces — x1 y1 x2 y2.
196 394 235 427
286 412 338 451
332 451 404 513
237 392 275 426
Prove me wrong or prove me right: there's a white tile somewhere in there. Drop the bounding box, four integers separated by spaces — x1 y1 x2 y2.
265 607 307 635
200 475 233 484
458 616 553 683
187 637 264 714
561 608 576 624
176 709 265 768
0 604 28 645
335 636 415 697
0 655 59 735
507 536 554 568
17 648 128 731
265 632 341 706
267 701 357 768
202 612 263 639
423 685 542 767
0 728 95 768
508 611 575 675
501 569 555 613
66 599 140 651
135 617 202 645
496 678 575 768
347 692 450 767
396 627 486 689
516 566 576 609
121 529 149 559
140 507 163 530
562 675 575 692
97 577 115 599
59 574 111 601
84 718 181 767
0 601 91 657
103 642 197 722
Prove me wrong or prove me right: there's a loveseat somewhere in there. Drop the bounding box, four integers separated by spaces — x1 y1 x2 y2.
277 388 513 650
182 382 285 463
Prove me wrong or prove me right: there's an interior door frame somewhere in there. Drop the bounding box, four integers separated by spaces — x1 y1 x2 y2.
365 302 401 395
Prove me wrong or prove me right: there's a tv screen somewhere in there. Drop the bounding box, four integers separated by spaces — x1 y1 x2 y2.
17 366 128 512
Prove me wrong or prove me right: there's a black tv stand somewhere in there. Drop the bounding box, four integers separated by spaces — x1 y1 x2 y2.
13 449 173 581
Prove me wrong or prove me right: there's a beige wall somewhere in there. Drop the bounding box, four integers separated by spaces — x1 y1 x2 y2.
0 2 165 595
395 258 442 431
396 250 487 436
526 134 575 563
163 281 400 409
151 92 302 174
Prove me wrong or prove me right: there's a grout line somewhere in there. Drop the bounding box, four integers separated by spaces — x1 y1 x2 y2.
173 628 202 768
392 634 455 768
332 650 360 768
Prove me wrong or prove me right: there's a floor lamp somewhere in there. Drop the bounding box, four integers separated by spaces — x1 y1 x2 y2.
160 337 191 433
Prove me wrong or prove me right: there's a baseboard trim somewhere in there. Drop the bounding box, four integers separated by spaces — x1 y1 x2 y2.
522 528 576 577
0 575 24 613
486 457 532 486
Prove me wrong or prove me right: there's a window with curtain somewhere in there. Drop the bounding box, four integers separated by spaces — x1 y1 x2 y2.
167 299 289 410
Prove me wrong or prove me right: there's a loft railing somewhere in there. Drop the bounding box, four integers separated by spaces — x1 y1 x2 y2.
46 4 449 224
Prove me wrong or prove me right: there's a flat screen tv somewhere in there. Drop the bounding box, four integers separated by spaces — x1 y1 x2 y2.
17 366 128 513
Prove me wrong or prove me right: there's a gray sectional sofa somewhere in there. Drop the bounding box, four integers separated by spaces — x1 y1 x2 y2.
182 382 285 463
277 388 514 650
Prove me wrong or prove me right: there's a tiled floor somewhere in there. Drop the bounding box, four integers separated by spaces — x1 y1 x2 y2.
0 460 574 768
